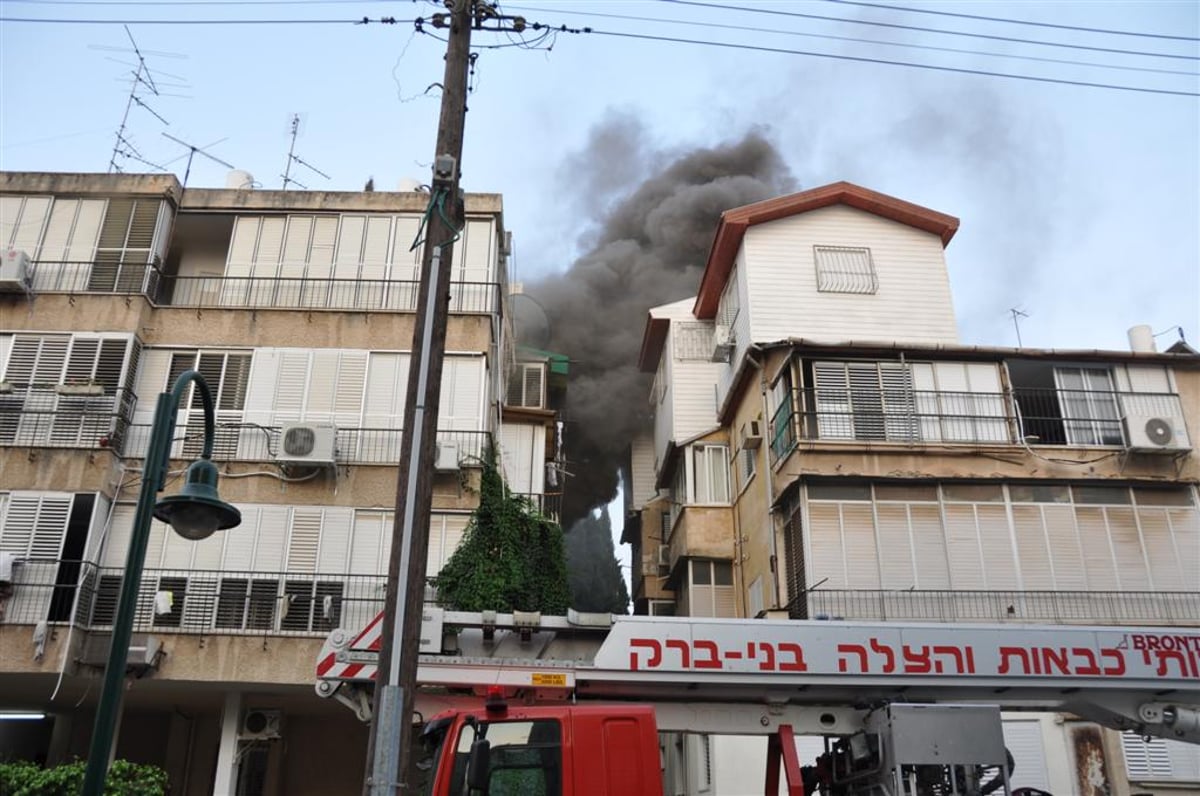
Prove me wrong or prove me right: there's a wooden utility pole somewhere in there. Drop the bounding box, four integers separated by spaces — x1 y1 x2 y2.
366 1 474 793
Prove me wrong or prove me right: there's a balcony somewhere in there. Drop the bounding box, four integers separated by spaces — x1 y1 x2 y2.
121 424 492 467
24 260 502 315
799 588 1200 627
770 386 1188 462
0 386 137 454
1 561 388 639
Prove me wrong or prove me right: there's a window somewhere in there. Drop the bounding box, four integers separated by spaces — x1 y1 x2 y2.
811 361 917 441
716 266 740 330
165 350 251 459
454 720 563 796
738 445 757 490
692 445 730 504
689 561 735 617
1055 367 1123 446
814 246 877 294
91 198 166 291
770 365 797 460
1122 732 1200 782
506 362 545 408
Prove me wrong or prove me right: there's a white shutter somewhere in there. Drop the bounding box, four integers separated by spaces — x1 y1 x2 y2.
1122 732 1175 780
1168 508 1199 589
99 504 136 567
287 508 322 573
911 362 941 442
806 502 846 588
302 216 339 306
334 216 365 281
223 217 260 304
254 506 290 571
2 196 51 252
159 523 195 568
273 350 311 423
976 504 1018 589
391 215 422 280
1075 507 1120 590
1135 510 1180 589
841 503 879 589
1012 506 1055 589
317 508 353 574
2 493 72 621
1003 721 1051 791
1042 504 1086 589
458 219 494 282
364 352 408 427
910 503 949 589
239 350 277 460
221 505 258 572
439 356 483 431
813 362 852 439
0 493 40 554
278 215 313 305
498 424 536 494
943 504 986 590
305 350 339 422
351 511 387 575
1106 507 1150 590
253 217 285 276
39 199 80 262
874 504 913 589
360 216 391 309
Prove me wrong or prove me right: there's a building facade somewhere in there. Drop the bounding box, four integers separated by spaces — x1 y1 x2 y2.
629 182 1200 795
0 171 562 794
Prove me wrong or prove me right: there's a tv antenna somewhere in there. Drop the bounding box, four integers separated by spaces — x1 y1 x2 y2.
281 113 330 190
162 133 234 189
1009 307 1030 348
100 26 187 173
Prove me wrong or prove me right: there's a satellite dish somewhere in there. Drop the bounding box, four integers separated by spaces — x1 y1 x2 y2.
511 293 551 350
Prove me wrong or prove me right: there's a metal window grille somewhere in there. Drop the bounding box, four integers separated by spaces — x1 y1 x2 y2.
814 246 877 294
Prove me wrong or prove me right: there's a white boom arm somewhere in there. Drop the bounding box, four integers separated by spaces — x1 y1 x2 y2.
315 608 1200 744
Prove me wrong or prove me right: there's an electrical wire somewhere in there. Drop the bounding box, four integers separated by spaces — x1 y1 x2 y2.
652 0 1200 61
0 15 404 23
581 27 1200 97
504 3 1198 77
822 0 1200 43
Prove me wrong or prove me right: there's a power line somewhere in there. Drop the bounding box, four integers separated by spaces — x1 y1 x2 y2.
653 0 1200 61
505 4 1197 77
822 0 1200 43
6 0 395 4
0 15 400 22
579 27 1199 97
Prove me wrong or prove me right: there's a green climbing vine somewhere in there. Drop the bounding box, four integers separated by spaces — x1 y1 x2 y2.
435 446 570 614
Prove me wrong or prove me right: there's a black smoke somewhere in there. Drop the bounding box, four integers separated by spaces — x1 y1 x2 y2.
528 119 795 526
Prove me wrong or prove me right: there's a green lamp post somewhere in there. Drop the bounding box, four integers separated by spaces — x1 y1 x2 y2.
82 370 241 795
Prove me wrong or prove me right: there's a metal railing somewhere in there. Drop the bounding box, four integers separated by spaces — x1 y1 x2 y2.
28 259 161 297
25 259 503 316
0 386 137 454
769 386 1187 462
1 560 391 638
120 423 491 466
160 274 502 314
800 589 1200 626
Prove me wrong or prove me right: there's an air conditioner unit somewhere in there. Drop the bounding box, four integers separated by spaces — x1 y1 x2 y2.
711 326 734 362
1124 414 1189 452
79 633 162 672
435 441 460 471
741 419 763 449
276 423 337 466
656 546 671 570
0 248 32 294
240 709 282 741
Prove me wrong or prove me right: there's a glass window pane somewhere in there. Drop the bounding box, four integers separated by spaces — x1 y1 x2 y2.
1008 484 1071 503
942 484 1005 502
1073 485 1132 505
713 561 733 586
692 561 712 585
874 484 938 501
807 483 872 501
1133 487 1194 506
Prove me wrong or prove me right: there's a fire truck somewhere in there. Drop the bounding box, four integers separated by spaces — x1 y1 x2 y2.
315 607 1200 795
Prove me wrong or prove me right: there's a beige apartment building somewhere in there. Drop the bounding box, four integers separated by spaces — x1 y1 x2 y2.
0 171 562 794
627 182 1200 795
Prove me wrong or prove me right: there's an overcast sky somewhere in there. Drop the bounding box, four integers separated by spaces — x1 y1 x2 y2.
2 0 1198 582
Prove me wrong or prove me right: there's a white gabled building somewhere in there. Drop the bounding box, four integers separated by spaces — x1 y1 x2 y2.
629 181 1200 795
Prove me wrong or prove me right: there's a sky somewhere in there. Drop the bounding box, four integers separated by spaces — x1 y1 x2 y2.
2 0 1199 588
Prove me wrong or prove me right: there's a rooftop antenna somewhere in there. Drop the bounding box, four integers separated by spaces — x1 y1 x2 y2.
100 26 185 173
1009 307 1030 348
162 133 234 189
281 113 330 190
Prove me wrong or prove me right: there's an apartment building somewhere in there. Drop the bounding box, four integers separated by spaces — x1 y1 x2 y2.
629 182 1200 795
0 171 562 794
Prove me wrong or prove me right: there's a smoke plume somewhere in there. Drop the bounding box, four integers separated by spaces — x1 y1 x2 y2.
529 119 795 525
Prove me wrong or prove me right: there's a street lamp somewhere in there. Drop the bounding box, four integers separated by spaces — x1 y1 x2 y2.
81 370 241 795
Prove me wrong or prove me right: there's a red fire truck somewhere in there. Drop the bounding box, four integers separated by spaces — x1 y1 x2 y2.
316 608 1200 795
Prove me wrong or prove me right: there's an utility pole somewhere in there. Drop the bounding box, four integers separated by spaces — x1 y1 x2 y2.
365 1 474 794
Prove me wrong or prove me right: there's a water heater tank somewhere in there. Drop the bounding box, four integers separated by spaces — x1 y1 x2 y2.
226 170 255 190
1128 324 1156 353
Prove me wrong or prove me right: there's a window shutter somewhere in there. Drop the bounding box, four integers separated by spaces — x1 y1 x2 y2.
440 356 483 431
2 196 51 253
317 508 353 574
1122 733 1174 780
841 503 880 589
221 506 258 572
0 493 39 554
910 503 949 589
287 508 322 573
1106 507 1150 590
254 506 289 571
1168 508 1199 586
273 350 310 423
39 200 81 263
1075 507 1120 589
1012 506 1055 589
1138 509 1182 590
976 504 1018 589
1003 722 1051 792
813 362 851 439
334 215 365 280
874 504 914 589
306 350 339 420
806 502 846 589
350 511 387 575
943 504 986 590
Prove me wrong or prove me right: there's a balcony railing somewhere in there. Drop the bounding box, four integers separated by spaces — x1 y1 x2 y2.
770 386 1186 462
25 260 503 315
1 560 390 638
121 423 491 466
0 386 137 454
800 589 1200 626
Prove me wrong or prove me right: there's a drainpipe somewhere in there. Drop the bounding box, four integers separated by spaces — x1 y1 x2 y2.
746 345 782 611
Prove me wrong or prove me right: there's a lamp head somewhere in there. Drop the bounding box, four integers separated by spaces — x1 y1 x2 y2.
153 458 241 541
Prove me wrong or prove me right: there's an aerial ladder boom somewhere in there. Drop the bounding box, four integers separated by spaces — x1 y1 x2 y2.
316 607 1200 746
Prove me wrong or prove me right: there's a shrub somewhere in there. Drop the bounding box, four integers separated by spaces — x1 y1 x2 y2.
0 759 168 796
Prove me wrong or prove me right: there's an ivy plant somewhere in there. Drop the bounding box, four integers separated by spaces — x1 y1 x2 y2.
436 447 570 614
0 759 168 796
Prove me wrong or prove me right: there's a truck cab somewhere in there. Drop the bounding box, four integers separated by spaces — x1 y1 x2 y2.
413 693 662 796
